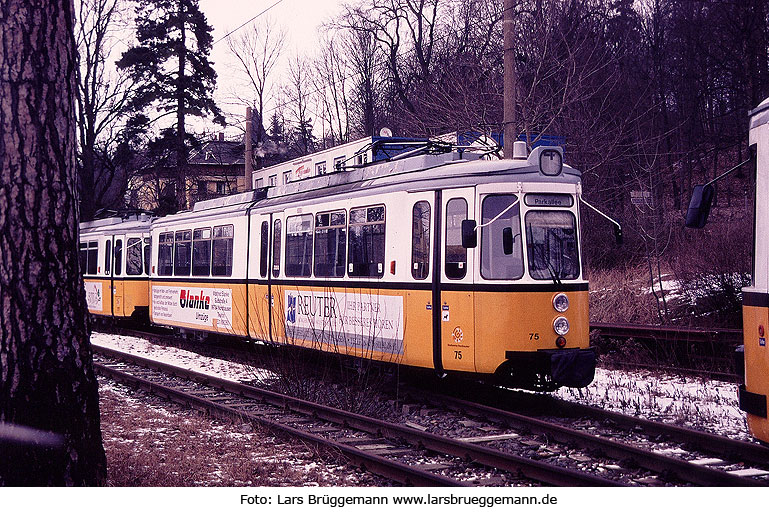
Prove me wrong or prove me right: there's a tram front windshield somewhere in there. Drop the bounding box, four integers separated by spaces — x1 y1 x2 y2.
525 210 580 281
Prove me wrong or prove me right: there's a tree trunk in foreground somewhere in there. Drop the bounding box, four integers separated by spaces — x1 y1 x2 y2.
0 0 107 485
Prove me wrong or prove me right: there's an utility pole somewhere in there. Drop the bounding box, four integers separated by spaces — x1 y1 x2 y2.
503 0 516 159
245 106 253 190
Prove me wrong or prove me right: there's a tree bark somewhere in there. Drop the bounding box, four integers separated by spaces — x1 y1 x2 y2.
0 0 107 485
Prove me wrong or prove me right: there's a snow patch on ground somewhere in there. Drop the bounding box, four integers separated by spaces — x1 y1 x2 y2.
91 332 275 383
555 367 750 440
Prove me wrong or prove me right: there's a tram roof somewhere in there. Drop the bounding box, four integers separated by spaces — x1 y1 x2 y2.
150 147 580 226
80 213 152 235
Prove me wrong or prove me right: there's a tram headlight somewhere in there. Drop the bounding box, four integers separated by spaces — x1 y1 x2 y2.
553 316 570 336
552 293 569 312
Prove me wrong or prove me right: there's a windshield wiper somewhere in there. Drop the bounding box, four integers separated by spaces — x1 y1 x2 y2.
533 244 561 286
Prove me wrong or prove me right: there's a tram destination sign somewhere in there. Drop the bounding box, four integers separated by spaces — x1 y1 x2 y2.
524 193 573 207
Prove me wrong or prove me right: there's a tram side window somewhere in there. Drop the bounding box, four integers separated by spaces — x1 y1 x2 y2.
285 214 313 277
88 242 98 275
192 228 212 276
480 195 523 280
411 201 430 280
260 221 268 278
314 210 346 277
272 219 281 277
126 237 143 275
79 243 88 275
104 240 111 275
158 232 174 276
212 224 234 276
174 230 192 276
348 205 385 277
112 239 122 275
445 199 467 279
80 241 98 275
143 237 151 275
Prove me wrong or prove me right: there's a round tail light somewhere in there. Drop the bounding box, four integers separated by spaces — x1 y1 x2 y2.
555 336 567 348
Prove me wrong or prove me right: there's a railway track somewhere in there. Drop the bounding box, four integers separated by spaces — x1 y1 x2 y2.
93 343 768 486
590 322 743 379
590 322 743 345
94 345 615 487
407 381 769 486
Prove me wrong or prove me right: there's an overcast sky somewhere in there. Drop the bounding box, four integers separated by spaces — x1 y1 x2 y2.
197 0 347 136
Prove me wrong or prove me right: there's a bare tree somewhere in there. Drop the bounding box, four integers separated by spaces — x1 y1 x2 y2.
313 36 351 146
75 0 134 220
284 55 317 156
227 17 286 169
339 0 443 133
0 0 107 485
342 26 387 137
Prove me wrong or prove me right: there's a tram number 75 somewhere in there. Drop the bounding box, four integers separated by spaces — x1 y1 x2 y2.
454 351 462 360
529 333 540 341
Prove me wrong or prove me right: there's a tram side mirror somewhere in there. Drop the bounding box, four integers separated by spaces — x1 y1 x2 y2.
685 184 715 229
502 227 514 255
614 224 623 246
461 220 477 248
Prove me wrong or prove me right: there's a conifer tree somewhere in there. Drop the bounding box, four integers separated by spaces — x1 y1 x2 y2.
118 0 223 210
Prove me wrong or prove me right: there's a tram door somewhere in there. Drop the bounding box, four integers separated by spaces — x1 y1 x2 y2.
440 188 476 372
249 213 272 341
102 235 113 317
111 234 125 317
270 212 286 343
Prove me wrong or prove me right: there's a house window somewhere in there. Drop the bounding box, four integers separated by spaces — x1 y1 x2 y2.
283 171 291 184
216 181 227 195
198 180 208 194
255 178 264 189
315 161 327 175
333 156 345 171
269 175 277 187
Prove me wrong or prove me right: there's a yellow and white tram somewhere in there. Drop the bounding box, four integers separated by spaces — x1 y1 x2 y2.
738 98 769 443
80 214 152 319
82 142 597 390
687 97 769 444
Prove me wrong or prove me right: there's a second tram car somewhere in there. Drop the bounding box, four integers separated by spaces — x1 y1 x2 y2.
80 214 152 319
687 97 769 444
81 142 598 390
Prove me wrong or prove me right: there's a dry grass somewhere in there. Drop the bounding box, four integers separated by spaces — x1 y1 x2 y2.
98 380 380 487
587 265 664 324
